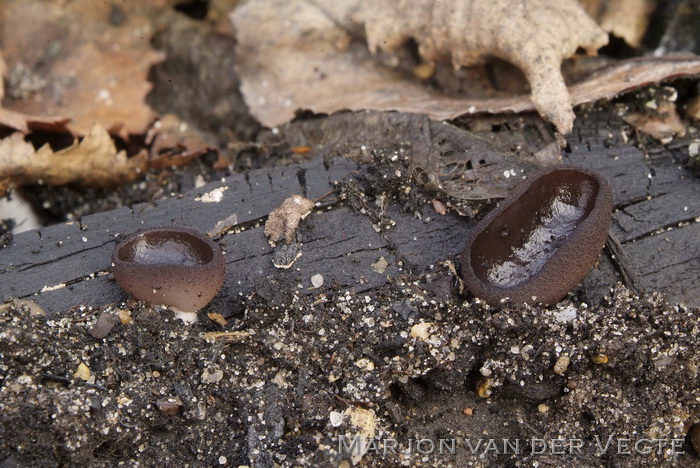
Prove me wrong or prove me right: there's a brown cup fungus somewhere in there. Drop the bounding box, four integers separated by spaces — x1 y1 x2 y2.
461 166 613 305
112 227 225 318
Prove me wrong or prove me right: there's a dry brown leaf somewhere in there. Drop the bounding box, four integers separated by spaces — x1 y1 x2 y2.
264 195 315 245
582 0 656 48
623 101 685 142
688 97 700 121
0 107 71 134
358 0 609 133
0 52 6 100
233 0 700 136
1 43 70 133
145 114 214 168
232 0 608 134
568 56 700 107
0 124 147 196
0 0 164 137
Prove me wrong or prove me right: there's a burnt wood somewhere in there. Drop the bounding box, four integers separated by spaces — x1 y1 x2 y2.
1 116 699 313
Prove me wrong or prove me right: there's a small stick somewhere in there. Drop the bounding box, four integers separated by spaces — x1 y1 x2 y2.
606 230 644 296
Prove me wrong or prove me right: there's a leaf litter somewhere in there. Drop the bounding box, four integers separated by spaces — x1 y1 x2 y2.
0 0 164 137
145 114 215 168
1 0 699 202
0 2 229 197
0 125 147 197
232 0 700 134
581 0 656 48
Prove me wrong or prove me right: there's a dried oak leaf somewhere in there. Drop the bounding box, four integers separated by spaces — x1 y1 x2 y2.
581 0 655 48
358 0 609 134
0 124 147 196
145 114 215 168
0 52 6 100
232 0 608 134
264 195 315 245
0 107 71 134
0 0 164 137
623 101 685 142
0 53 69 132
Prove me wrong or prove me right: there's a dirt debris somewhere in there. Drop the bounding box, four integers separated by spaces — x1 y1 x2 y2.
1 278 699 466
264 194 315 245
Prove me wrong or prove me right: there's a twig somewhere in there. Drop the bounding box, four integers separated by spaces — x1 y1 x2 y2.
606 230 644 296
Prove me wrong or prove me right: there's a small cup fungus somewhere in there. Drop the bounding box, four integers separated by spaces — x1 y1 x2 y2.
460 166 613 305
112 226 225 319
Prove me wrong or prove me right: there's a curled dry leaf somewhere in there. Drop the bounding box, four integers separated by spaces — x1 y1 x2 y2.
0 0 164 137
623 101 685 142
264 195 315 245
0 124 147 196
358 0 608 134
145 114 215 168
0 52 6 100
581 0 655 48
232 0 608 134
0 108 71 134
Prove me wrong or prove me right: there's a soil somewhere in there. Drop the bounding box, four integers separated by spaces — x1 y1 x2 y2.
1 277 699 468
2 2 700 468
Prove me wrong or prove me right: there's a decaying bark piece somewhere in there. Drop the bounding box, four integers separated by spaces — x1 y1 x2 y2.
1 117 698 314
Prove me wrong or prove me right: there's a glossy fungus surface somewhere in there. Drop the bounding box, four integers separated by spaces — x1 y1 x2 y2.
112 226 225 312
461 166 613 305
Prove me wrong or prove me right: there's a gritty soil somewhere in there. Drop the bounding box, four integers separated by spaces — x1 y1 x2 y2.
1 276 699 467
2 2 700 468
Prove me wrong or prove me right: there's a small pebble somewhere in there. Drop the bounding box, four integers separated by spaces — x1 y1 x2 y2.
330 411 343 427
156 399 181 416
410 321 432 340
89 312 120 339
592 354 609 364
553 355 570 375
73 363 91 381
311 273 324 288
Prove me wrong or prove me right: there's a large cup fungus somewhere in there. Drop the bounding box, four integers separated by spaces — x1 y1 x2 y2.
112 226 225 319
461 166 613 305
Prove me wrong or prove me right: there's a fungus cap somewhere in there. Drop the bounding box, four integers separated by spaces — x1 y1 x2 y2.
112 226 225 312
461 166 613 305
